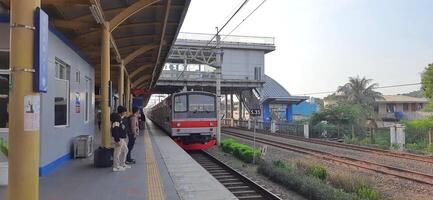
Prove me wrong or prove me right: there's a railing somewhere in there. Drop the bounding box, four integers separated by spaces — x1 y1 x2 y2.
159 70 263 82
176 32 275 46
225 119 304 137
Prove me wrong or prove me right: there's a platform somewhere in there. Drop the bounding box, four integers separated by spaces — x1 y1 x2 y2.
0 120 236 200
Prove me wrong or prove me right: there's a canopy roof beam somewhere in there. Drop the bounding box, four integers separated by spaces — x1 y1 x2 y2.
109 0 160 32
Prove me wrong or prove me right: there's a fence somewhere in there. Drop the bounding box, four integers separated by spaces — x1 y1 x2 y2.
225 119 304 136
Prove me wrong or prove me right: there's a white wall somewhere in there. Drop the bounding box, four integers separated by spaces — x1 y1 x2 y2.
221 49 264 80
0 23 95 167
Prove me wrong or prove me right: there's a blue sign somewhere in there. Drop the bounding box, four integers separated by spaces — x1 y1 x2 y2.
108 81 113 107
34 7 48 93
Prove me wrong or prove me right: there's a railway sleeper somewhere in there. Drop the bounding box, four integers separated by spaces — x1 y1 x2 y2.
226 185 250 191
237 195 264 200
214 175 236 179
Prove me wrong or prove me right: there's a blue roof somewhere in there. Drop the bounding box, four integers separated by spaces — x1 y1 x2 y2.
260 75 308 104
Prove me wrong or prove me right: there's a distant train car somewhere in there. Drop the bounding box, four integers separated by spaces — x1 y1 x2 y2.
148 91 217 150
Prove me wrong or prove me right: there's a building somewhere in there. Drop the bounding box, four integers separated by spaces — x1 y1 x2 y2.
292 100 319 119
0 22 95 175
375 95 430 120
260 75 307 123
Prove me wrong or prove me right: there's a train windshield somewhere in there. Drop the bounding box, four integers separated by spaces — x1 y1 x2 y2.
189 94 215 112
174 94 187 112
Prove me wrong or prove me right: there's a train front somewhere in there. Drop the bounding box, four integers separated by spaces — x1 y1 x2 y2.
171 92 217 150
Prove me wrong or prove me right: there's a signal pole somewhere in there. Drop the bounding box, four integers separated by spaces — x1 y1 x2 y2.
215 28 222 144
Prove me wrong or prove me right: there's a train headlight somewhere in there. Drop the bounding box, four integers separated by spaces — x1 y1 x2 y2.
176 123 181 127
209 122 214 127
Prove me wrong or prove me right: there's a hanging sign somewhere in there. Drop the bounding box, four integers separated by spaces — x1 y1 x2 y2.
34 7 49 93
24 95 40 131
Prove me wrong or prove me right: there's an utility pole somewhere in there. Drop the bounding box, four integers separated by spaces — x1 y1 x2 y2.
215 28 222 144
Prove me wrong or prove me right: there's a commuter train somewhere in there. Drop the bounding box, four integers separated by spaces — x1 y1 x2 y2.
148 91 217 150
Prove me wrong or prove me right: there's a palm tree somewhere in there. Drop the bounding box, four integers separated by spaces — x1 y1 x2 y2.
337 76 382 106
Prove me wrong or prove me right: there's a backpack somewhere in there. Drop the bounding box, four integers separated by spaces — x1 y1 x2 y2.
122 116 133 135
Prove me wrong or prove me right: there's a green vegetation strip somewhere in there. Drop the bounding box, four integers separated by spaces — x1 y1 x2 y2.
220 139 261 163
258 159 380 200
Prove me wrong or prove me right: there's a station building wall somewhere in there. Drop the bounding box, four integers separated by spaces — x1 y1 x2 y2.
0 22 95 176
221 49 264 81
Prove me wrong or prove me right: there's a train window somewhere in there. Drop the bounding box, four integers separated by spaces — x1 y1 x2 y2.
189 94 215 112
174 94 187 112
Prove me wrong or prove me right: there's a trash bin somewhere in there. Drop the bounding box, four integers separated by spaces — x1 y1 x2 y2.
73 135 93 159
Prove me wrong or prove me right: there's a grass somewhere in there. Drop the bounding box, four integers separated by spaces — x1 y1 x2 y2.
259 159 381 200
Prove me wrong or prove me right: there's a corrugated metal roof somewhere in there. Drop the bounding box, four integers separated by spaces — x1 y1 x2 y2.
376 95 429 103
261 75 291 98
260 75 308 104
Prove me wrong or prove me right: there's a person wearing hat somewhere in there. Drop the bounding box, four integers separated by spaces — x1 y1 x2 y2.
111 106 131 172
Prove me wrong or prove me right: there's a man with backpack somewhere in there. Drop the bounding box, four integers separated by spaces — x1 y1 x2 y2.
111 106 131 172
125 107 140 164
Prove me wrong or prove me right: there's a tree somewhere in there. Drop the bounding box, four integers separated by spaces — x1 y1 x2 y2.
337 76 382 106
310 104 362 137
421 63 433 99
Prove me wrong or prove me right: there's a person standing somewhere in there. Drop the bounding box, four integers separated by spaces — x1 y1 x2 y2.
126 107 140 164
111 106 131 172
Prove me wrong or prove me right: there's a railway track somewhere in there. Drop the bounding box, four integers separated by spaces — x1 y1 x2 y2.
222 130 433 186
189 150 281 200
224 128 433 164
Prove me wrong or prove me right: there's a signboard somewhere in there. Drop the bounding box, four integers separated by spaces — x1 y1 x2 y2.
24 95 40 131
250 109 261 117
34 7 49 93
131 89 153 96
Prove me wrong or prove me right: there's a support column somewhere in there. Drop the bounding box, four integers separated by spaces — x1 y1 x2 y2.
100 22 111 148
230 94 234 119
225 94 228 118
126 78 131 111
239 93 243 120
118 61 124 106
9 1 41 199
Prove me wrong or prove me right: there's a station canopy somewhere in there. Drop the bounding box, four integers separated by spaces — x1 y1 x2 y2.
0 0 190 104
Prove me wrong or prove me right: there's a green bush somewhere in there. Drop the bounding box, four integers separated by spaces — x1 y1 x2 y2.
309 165 327 180
426 144 433 154
258 161 354 200
356 185 380 200
220 138 261 163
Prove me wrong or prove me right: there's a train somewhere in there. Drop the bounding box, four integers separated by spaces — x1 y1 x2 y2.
147 91 217 150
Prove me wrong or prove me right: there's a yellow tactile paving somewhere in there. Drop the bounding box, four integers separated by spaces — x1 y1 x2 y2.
144 127 166 200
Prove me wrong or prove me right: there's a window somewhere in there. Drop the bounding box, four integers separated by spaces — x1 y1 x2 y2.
54 58 70 126
254 67 261 80
403 103 409 112
386 103 395 113
174 94 187 112
85 77 91 122
189 94 215 112
0 50 9 130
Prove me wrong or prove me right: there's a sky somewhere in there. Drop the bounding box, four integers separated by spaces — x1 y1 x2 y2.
179 0 433 98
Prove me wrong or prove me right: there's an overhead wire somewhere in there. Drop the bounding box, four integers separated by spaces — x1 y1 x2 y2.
222 0 268 41
293 83 422 96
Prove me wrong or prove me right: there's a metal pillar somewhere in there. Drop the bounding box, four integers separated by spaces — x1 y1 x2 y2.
239 93 243 120
9 0 40 199
225 94 228 118
230 94 234 119
118 61 124 106
126 78 131 111
100 22 111 148
215 32 222 144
